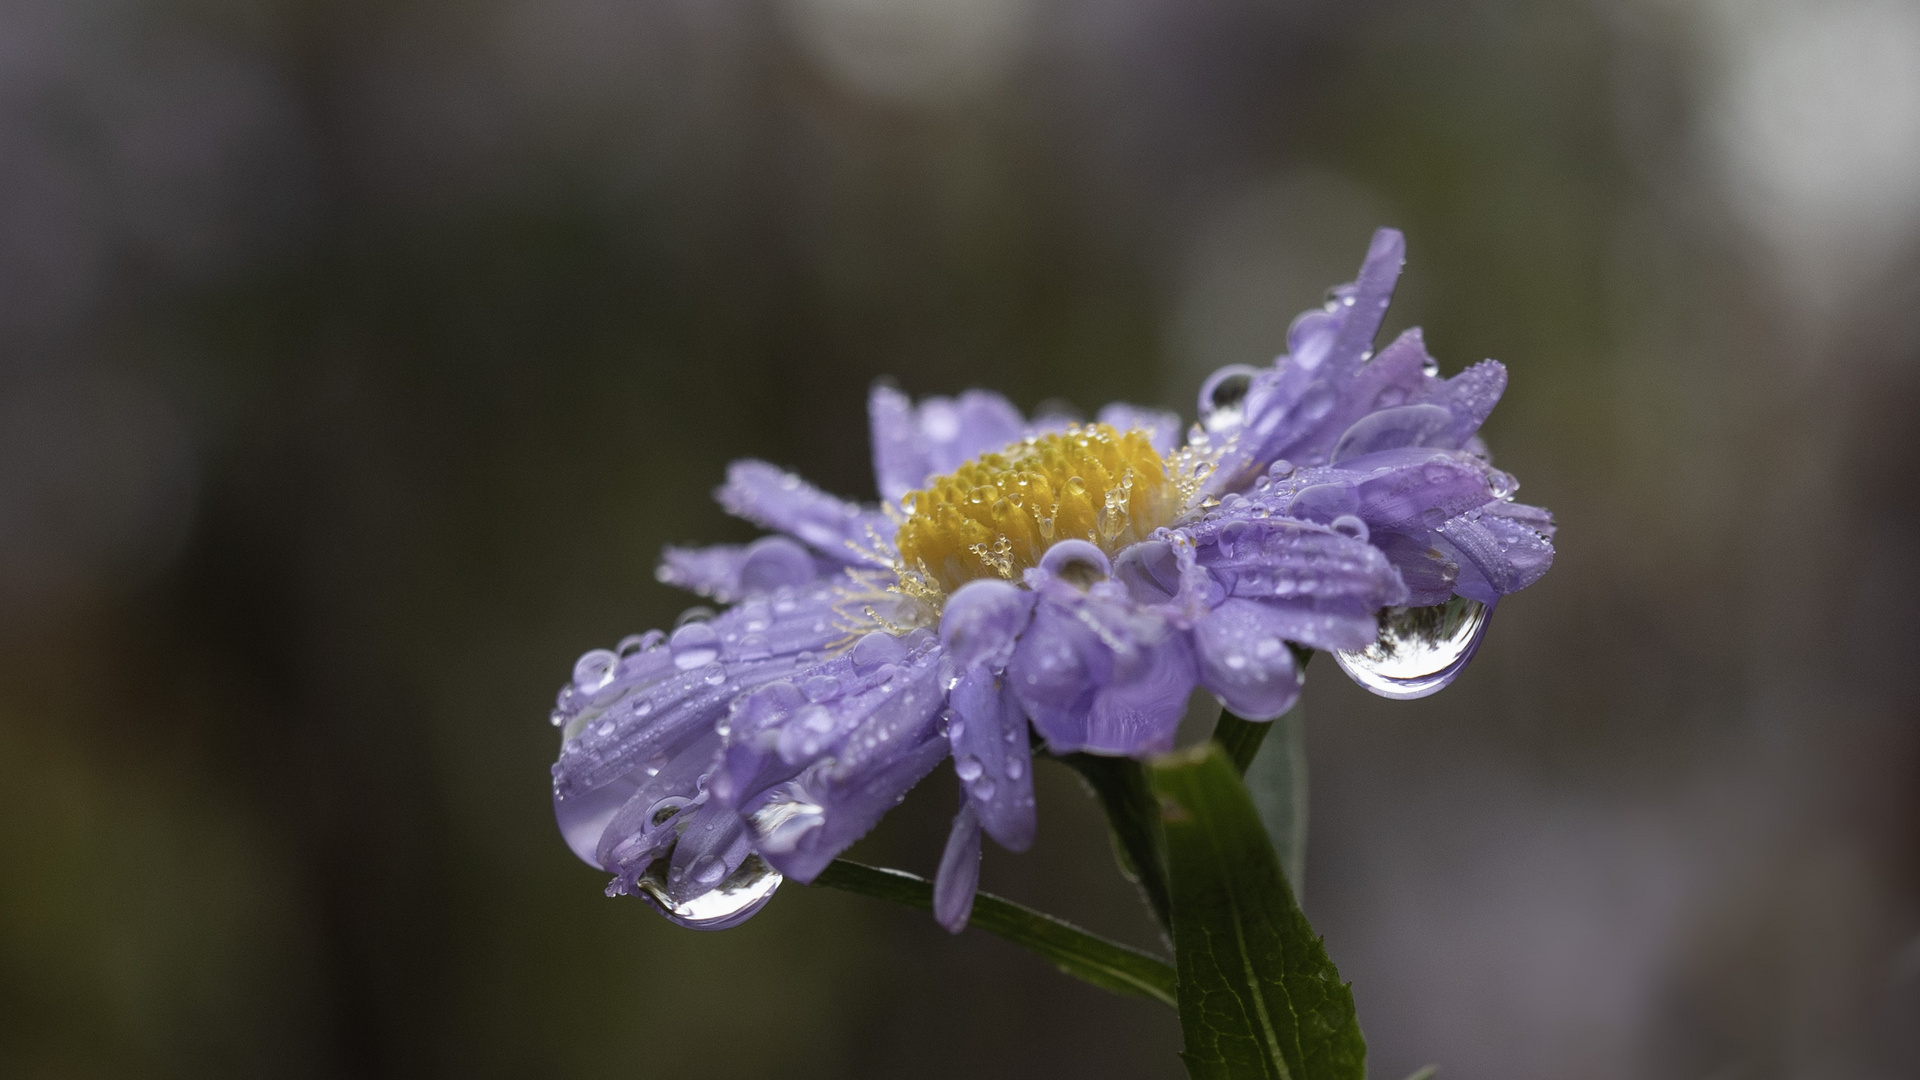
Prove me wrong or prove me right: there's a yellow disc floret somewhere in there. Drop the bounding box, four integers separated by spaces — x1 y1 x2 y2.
895 424 1188 596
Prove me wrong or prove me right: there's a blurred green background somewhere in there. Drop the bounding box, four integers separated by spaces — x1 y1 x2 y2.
2 0 1917 1077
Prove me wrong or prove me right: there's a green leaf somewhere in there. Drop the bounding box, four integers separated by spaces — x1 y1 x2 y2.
1212 710 1272 775
1054 752 1173 935
810 859 1177 1008
1150 743 1364 1080
1237 701 1308 901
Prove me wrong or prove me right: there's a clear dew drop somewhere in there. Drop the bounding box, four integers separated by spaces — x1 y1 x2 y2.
670 622 721 670
969 776 998 801
1268 459 1295 479
1198 365 1260 433
1005 758 1024 780
1334 597 1492 700
617 630 663 656
748 785 826 855
572 649 618 694
675 606 716 628
637 854 783 931
1330 514 1370 543
954 755 984 782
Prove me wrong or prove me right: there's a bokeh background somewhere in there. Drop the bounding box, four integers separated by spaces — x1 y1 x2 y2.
3 0 1918 1076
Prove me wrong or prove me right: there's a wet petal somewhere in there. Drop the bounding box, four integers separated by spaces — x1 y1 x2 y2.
727 637 952 883
948 667 1035 851
716 460 894 565
933 803 982 934
869 383 1026 502
1011 587 1195 756
1329 404 1455 464
1096 402 1182 455
938 579 1034 672
1192 598 1303 721
551 581 848 800
655 536 831 603
664 800 752 903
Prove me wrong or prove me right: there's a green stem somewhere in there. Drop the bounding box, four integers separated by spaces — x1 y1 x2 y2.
1053 753 1174 935
810 859 1178 1008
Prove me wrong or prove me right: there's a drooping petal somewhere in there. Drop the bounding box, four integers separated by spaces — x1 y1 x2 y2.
1191 598 1304 721
1081 628 1196 756
947 667 1035 851
715 460 895 566
722 632 951 883
1432 504 1556 604
938 579 1034 672
592 730 723 881
933 802 982 934
1010 579 1196 756
551 580 848 801
662 799 753 903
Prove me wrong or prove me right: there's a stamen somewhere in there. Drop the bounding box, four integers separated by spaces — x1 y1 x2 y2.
895 423 1194 596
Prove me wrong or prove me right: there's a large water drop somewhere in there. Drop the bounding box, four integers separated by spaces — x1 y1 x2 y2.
636 854 783 931
670 622 721 670
1334 597 1492 700
1198 365 1261 434
747 783 827 855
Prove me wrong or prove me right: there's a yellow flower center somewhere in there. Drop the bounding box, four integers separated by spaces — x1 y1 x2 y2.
894 423 1191 596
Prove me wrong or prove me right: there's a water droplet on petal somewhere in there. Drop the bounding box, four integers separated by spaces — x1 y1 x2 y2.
969 776 997 801
748 785 826 855
801 675 840 702
671 623 721 670
573 649 618 693
851 631 906 672
955 756 984 782
675 606 716 627
1198 365 1260 433
692 854 729 885
636 854 783 931
1268 459 1295 479
1330 514 1370 543
1005 758 1024 780
1334 598 1492 700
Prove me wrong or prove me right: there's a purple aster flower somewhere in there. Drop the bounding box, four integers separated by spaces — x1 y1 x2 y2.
548 227 1555 932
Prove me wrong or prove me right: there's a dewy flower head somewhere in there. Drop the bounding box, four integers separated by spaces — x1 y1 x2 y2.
547 228 1555 932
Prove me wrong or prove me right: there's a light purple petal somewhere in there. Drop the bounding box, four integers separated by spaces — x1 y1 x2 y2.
724 634 951 883
938 579 1034 672
948 667 1035 851
1433 504 1555 604
1329 404 1456 464
1192 598 1304 721
655 536 833 604
933 803 982 934
551 580 848 800
1096 402 1182 454
869 384 1026 502
716 460 895 566
663 800 752 903
1082 628 1196 756
1010 582 1195 756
